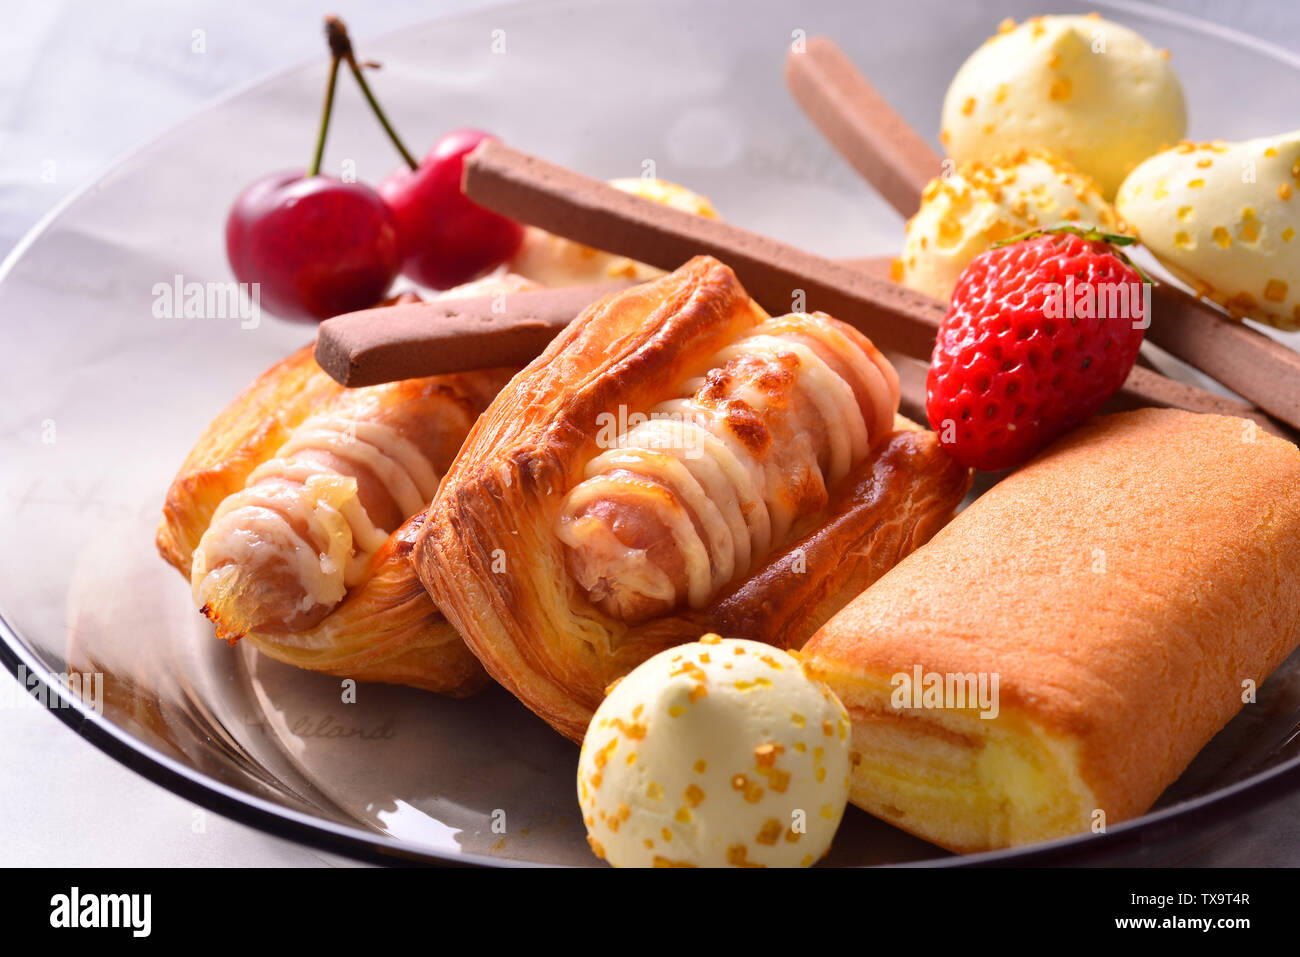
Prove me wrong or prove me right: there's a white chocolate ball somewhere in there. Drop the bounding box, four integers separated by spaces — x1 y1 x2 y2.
941 14 1186 198
577 635 852 868
899 150 1122 301
1117 132 1300 330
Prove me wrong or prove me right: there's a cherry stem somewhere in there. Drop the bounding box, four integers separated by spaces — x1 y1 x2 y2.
325 16 419 171
308 52 342 177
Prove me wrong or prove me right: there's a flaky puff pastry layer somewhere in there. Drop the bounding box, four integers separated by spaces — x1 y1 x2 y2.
803 409 1300 853
157 343 511 695
414 257 970 740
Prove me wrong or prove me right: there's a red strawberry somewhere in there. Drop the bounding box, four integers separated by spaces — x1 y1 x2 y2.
926 225 1149 471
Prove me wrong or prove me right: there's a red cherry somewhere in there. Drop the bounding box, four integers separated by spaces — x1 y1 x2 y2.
226 171 400 320
378 129 524 290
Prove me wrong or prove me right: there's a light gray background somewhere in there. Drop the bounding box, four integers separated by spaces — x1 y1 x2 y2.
1 0 1297 867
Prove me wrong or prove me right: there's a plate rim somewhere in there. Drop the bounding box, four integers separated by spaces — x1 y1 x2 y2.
8 608 1300 867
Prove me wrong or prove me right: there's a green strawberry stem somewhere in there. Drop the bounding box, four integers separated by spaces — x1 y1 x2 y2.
992 221 1154 285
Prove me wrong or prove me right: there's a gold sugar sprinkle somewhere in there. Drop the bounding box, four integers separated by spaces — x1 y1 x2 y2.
755 819 784 846
611 718 646 740
727 845 761 868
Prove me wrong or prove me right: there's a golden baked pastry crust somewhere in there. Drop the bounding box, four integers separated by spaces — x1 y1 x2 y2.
415 257 971 739
157 344 510 697
803 408 1300 852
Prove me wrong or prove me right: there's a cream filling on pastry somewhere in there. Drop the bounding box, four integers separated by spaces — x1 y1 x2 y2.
277 417 439 519
754 316 901 442
191 474 355 634
561 471 707 611
190 414 439 635
650 402 768 565
587 444 737 590
557 312 900 621
715 334 868 483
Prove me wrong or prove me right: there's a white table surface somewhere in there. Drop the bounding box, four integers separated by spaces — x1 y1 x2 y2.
1 0 1297 867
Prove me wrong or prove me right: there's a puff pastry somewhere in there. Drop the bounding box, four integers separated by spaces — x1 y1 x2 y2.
802 408 1300 852
158 290 523 695
415 256 971 739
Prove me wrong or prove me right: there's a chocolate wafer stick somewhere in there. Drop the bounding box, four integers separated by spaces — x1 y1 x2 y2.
314 282 634 387
461 141 1289 437
785 35 1300 434
464 141 944 360
316 255 1283 436
465 143 946 361
785 36 943 218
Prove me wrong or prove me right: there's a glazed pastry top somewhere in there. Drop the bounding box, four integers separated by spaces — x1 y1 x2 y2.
189 377 480 638
557 311 900 621
182 276 535 642
414 255 970 740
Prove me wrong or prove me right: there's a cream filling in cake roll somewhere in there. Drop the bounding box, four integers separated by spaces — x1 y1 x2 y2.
801 408 1300 854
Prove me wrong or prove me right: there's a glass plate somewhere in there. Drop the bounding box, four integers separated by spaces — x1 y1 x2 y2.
3 0 1299 867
